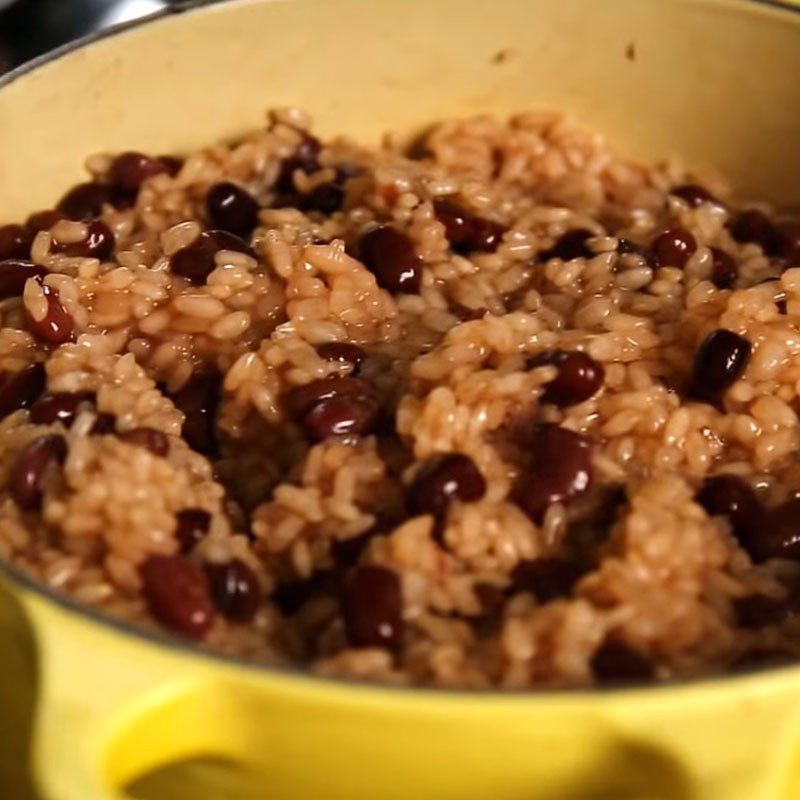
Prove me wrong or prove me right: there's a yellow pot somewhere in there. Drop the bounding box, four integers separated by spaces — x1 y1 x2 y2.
2 1 800 798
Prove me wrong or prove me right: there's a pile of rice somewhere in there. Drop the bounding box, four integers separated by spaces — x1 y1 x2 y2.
1 107 799 688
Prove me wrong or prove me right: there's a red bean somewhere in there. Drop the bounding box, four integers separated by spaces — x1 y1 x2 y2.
90 413 116 434
109 152 170 192
433 200 472 249
175 508 211 553
24 282 74 345
272 573 331 615
709 247 737 289
528 350 605 407
515 424 593 522
315 342 366 374
0 224 33 260
302 395 380 441
274 134 322 193
649 228 697 268
285 376 371 419
295 134 323 164
118 427 169 457
591 638 652 682
671 184 720 208
57 181 114 220
0 259 47 299
299 182 346 214
171 373 221 455
8 434 67 509
433 200 507 253
170 229 253 285
358 225 421 294
51 219 114 260
696 474 760 552
341 565 403 650
689 329 751 404
205 182 259 237
467 217 507 252
272 193 305 212
540 229 594 262
206 559 262 622
85 219 116 259
284 377 380 441
0 363 45 419
30 392 93 426
158 155 184 177
729 210 782 255
206 229 255 257
331 529 377 566
408 453 486 518
511 558 582 601
170 242 216 284
284 376 362 419
26 209 67 233
140 555 215 638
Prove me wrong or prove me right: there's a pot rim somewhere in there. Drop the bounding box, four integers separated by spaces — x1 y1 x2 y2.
1 0 800 699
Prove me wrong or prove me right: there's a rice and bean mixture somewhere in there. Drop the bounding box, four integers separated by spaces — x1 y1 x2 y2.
1 108 800 687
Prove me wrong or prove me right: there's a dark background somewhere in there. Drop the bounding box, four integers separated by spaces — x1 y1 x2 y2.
0 0 174 73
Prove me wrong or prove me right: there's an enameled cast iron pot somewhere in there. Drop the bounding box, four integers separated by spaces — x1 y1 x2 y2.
2 1 800 798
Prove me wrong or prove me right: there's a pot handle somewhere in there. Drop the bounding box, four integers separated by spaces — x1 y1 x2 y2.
25 594 249 800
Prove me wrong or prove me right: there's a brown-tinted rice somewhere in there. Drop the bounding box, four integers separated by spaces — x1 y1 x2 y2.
0 108 798 687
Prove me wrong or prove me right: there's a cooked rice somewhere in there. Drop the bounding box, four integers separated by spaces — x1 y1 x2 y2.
1 108 799 688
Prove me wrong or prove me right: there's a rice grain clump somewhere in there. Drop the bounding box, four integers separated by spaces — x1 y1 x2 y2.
1 109 800 687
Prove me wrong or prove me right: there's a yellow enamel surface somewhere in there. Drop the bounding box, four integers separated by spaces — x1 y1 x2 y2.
16 586 800 800
1 1 800 798
1 0 800 213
